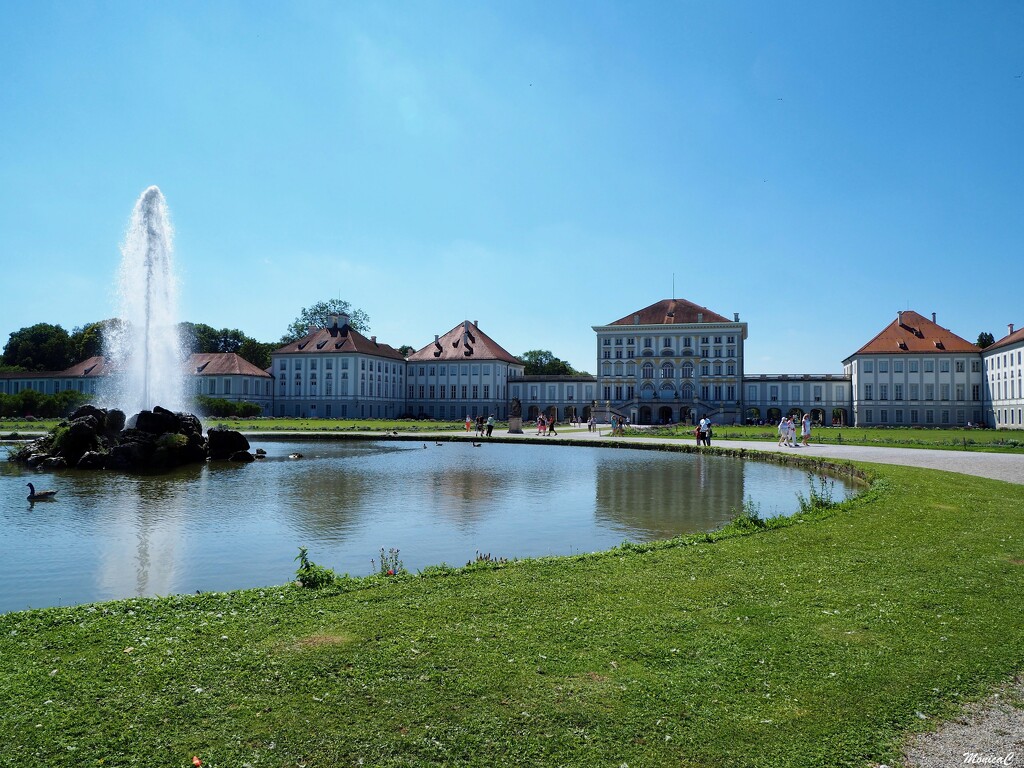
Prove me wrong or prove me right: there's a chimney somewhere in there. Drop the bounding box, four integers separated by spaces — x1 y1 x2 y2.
473 320 478 328
434 334 440 344
371 336 377 344
1010 323 1016 336
697 312 703 323
633 314 640 325
734 312 739 322
932 312 936 323
897 310 903 326
328 313 339 328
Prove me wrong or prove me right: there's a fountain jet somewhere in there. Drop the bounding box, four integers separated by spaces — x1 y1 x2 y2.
103 186 186 414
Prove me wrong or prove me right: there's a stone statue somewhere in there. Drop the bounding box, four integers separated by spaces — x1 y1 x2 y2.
510 397 522 417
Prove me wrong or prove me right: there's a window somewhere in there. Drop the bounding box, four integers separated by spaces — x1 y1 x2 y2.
461 386 467 399
972 384 980 400
880 409 888 423
603 338 611 346
910 409 918 422
813 385 822 402
940 360 950 373
910 384 919 400
865 409 873 422
894 360 903 373
910 360 919 373
955 384 965 400
472 386 478 398
925 360 934 373
865 384 873 399
955 361 965 373
879 384 888 400
971 360 981 373
642 363 654 379
879 361 888 373
748 385 757 400
483 385 489 398
941 383 950 400
863 361 873 373
770 386 779 402
894 384 902 400
661 363 673 379
925 384 934 400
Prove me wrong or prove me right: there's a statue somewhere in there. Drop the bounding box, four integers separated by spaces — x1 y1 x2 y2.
508 397 523 434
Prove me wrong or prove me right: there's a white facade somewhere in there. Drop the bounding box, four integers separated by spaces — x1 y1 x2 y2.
593 299 747 426
983 324 1024 429
742 374 851 425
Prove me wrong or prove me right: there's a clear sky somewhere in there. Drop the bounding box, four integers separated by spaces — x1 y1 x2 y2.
2 1 1022 375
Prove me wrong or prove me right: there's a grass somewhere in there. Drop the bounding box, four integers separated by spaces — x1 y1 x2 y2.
1 451 1022 767
643 423 1024 452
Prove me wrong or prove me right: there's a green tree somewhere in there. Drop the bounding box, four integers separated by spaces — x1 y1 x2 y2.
2 323 75 371
519 349 578 376
397 344 415 357
70 319 122 361
237 338 274 370
281 299 370 344
977 332 995 349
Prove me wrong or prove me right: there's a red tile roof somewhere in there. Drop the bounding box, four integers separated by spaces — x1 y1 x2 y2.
845 311 980 360
606 298 730 326
187 353 272 378
61 356 114 377
273 321 406 361
988 324 1024 352
408 321 522 364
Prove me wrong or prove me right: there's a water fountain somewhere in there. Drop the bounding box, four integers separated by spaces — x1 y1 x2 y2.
102 186 187 414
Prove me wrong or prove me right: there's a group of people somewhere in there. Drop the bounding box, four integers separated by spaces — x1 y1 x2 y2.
777 413 813 447
535 413 557 436
466 414 496 437
694 416 713 446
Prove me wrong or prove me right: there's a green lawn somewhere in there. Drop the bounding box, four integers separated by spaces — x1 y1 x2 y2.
645 423 1024 452
1 452 1022 767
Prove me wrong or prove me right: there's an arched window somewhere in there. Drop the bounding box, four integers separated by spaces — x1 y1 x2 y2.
661 363 674 379
642 363 654 379
614 361 624 376
681 383 694 400
681 363 693 379
602 362 611 376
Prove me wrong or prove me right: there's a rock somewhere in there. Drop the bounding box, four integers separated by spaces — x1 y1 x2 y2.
77 451 107 470
134 407 180 435
106 409 126 434
41 456 67 469
26 453 47 468
229 450 254 463
207 427 250 460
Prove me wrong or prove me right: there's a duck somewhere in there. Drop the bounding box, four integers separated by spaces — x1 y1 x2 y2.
472 442 482 448
26 482 58 501
288 453 303 460
423 443 428 449
434 441 443 447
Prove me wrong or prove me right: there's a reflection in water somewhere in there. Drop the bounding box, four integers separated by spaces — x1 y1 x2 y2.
595 454 747 537
0 440 856 612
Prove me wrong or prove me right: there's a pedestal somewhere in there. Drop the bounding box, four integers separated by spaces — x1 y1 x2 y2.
507 416 523 434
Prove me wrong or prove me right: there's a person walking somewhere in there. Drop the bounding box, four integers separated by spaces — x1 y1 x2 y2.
777 417 788 447
465 414 471 432
787 416 798 447
801 413 812 446
548 413 557 436
486 414 494 437
700 416 712 446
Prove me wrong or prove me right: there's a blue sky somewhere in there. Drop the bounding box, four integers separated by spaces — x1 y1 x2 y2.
2 1 1021 374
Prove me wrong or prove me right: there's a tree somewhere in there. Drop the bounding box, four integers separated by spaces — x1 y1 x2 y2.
2 323 75 371
977 332 995 349
281 299 370 344
519 349 578 376
237 338 275 370
397 344 415 357
70 319 123 361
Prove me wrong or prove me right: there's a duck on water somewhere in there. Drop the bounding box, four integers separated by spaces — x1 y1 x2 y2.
26 482 58 501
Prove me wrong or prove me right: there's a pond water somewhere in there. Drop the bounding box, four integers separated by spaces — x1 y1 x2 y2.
0 439 856 613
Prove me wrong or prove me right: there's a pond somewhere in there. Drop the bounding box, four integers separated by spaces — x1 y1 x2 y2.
0 439 857 613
